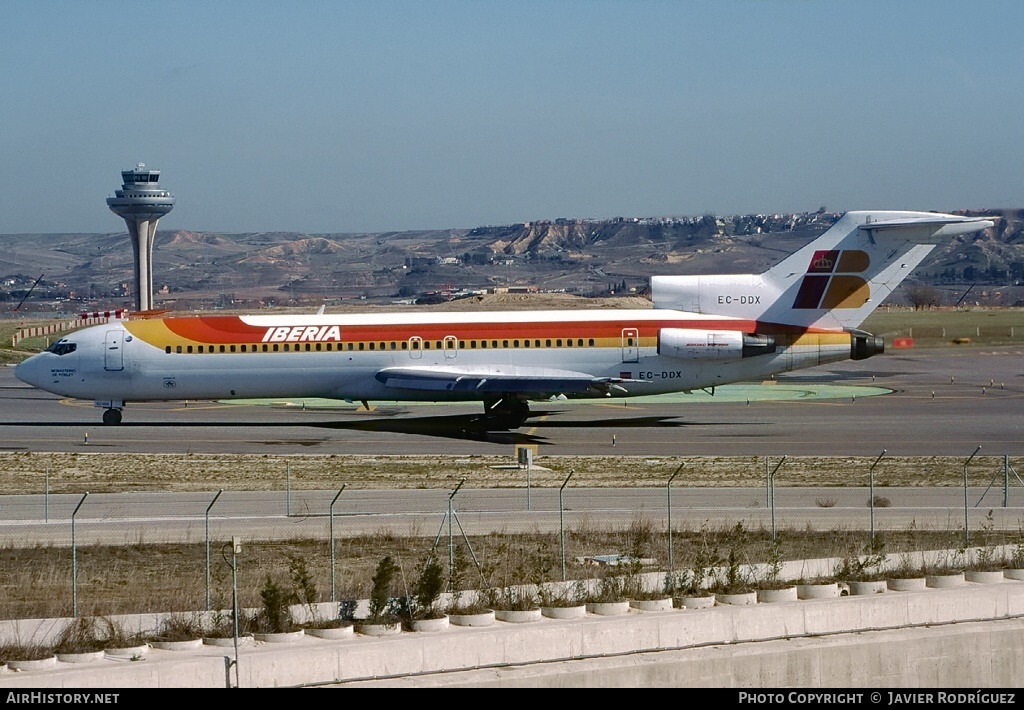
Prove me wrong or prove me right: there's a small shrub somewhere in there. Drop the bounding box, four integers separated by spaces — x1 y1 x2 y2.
757 542 792 589
870 495 892 508
586 572 626 603
256 575 296 633
151 612 205 642
815 498 837 508
100 618 146 649
407 556 446 620
54 618 105 654
288 554 318 608
0 640 54 663
366 555 400 623
710 522 753 594
446 545 490 615
539 580 586 607
837 538 888 582
675 525 721 597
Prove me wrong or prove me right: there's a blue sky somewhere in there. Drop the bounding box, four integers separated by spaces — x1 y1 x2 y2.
1 1 1021 234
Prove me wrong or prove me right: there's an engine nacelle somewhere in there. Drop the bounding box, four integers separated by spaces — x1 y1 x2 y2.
851 333 884 360
658 328 776 360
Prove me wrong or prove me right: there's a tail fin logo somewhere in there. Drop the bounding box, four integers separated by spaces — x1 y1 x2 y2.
793 250 871 310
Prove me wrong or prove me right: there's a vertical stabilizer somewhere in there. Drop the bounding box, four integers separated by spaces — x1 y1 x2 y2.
651 211 994 330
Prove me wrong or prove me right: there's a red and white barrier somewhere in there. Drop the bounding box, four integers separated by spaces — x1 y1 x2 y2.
79 309 125 320
12 315 118 347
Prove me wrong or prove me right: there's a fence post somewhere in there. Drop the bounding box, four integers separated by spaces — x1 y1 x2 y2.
206 489 223 611
768 457 786 544
71 492 89 618
329 486 346 602
869 450 886 550
964 446 982 546
667 463 684 583
559 470 574 581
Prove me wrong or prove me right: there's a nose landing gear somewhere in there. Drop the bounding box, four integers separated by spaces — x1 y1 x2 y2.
101 408 122 425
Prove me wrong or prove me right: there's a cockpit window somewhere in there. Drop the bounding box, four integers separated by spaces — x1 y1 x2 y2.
45 341 77 356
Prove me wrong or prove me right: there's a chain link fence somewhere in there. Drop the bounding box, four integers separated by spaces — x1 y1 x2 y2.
1 456 1022 621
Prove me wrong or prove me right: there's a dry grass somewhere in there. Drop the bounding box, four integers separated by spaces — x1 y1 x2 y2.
0 452 1012 494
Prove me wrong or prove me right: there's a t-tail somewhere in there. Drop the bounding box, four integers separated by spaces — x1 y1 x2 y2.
650 210 995 330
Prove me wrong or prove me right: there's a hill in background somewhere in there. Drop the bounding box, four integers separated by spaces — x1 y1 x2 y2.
1 208 1021 315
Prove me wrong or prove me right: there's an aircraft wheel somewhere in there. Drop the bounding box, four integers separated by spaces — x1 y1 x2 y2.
102 408 122 425
483 398 530 429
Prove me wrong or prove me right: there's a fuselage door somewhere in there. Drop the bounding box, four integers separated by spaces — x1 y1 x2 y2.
104 330 124 371
409 336 423 359
443 335 458 360
621 327 639 363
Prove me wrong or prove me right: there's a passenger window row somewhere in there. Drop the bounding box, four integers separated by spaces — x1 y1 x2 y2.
163 338 599 354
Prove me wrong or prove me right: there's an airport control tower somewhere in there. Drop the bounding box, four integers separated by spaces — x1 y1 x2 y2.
106 163 175 312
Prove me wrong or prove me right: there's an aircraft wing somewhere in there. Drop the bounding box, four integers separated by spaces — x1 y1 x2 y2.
374 365 650 396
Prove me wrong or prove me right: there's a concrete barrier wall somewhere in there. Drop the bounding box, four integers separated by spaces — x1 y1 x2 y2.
3 582 1024 688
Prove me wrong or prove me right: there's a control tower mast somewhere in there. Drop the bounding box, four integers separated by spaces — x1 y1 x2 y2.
106 164 175 312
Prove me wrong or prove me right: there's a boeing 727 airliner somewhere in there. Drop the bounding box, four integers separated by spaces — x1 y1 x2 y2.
14 211 994 427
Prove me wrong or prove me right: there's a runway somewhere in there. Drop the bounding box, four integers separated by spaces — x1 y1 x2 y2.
1 346 1021 457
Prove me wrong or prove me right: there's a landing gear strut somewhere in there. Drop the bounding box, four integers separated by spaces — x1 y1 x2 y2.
483 397 530 429
102 408 122 425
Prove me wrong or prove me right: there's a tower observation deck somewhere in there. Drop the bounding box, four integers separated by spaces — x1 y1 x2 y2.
106 163 175 312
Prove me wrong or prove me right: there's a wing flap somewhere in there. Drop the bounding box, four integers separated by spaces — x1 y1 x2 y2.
375 366 648 396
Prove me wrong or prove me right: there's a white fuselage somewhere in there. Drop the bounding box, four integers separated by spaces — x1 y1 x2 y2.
14 308 854 408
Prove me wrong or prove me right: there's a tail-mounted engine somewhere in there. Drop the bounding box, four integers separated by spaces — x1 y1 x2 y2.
851 333 884 360
658 328 776 361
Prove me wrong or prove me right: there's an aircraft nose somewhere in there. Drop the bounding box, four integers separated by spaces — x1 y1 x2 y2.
14 355 42 388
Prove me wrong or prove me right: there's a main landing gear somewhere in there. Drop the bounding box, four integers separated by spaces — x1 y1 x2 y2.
483 397 530 429
102 408 122 425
